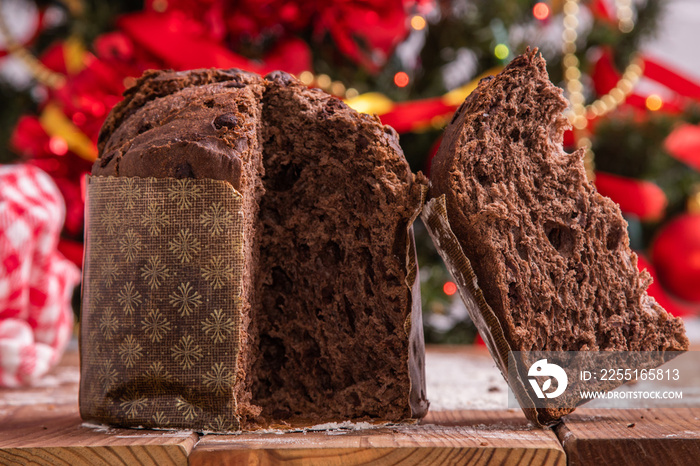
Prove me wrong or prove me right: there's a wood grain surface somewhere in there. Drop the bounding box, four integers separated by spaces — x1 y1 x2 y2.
557 408 700 466
189 410 565 466
1 345 699 466
0 347 197 466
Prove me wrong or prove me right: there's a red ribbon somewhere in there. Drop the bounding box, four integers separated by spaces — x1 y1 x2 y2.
118 11 262 72
118 11 312 75
379 98 455 134
592 49 699 114
594 171 667 221
643 56 700 101
664 123 700 171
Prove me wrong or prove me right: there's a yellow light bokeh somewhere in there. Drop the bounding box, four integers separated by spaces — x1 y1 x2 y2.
619 20 634 33
410 15 426 31
494 44 509 60
573 115 588 130
316 74 331 89
330 81 346 96
299 71 314 86
646 94 663 111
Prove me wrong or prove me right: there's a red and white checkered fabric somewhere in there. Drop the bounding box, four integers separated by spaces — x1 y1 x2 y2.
0 164 79 387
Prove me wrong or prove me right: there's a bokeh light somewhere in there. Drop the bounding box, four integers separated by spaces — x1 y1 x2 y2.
494 44 509 60
49 136 68 156
443 281 457 296
533 2 550 20
299 71 314 85
71 112 86 126
410 15 426 31
316 74 331 89
330 81 346 96
646 94 663 111
394 71 410 87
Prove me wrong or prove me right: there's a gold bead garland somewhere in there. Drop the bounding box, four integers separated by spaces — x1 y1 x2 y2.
0 0 66 88
562 0 644 177
298 70 360 99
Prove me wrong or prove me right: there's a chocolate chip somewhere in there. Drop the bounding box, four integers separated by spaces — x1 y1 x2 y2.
321 241 342 267
265 70 293 86
174 161 194 178
224 81 245 88
327 98 345 113
212 113 238 130
97 126 112 146
510 127 521 141
508 282 520 302
544 221 575 256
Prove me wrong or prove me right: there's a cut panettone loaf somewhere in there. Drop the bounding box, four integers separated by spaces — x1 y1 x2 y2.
253 72 427 424
84 69 428 431
426 49 688 425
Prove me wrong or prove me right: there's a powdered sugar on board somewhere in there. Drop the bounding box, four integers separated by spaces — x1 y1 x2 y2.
304 421 380 431
425 350 509 411
203 420 387 436
80 422 195 438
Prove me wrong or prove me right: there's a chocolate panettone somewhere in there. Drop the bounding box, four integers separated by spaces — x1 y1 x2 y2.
253 72 427 424
84 68 428 431
426 49 688 425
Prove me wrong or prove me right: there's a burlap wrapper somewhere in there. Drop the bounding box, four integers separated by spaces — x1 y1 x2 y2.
80 175 244 433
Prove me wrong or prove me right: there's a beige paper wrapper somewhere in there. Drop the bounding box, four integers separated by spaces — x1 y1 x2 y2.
405 183 429 418
80 175 244 432
421 195 544 425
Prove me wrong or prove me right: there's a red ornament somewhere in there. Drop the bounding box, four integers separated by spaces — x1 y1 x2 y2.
636 254 692 317
651 214 700 302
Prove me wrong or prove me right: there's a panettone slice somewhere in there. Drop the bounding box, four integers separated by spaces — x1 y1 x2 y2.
424 49 688 426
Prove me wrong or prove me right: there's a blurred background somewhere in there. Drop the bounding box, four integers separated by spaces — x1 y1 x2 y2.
1 0 699 344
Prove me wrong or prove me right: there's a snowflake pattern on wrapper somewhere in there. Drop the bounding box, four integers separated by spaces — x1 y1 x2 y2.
81 176 244 432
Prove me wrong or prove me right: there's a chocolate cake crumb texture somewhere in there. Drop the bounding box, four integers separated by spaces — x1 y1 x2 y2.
429 49 688 422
